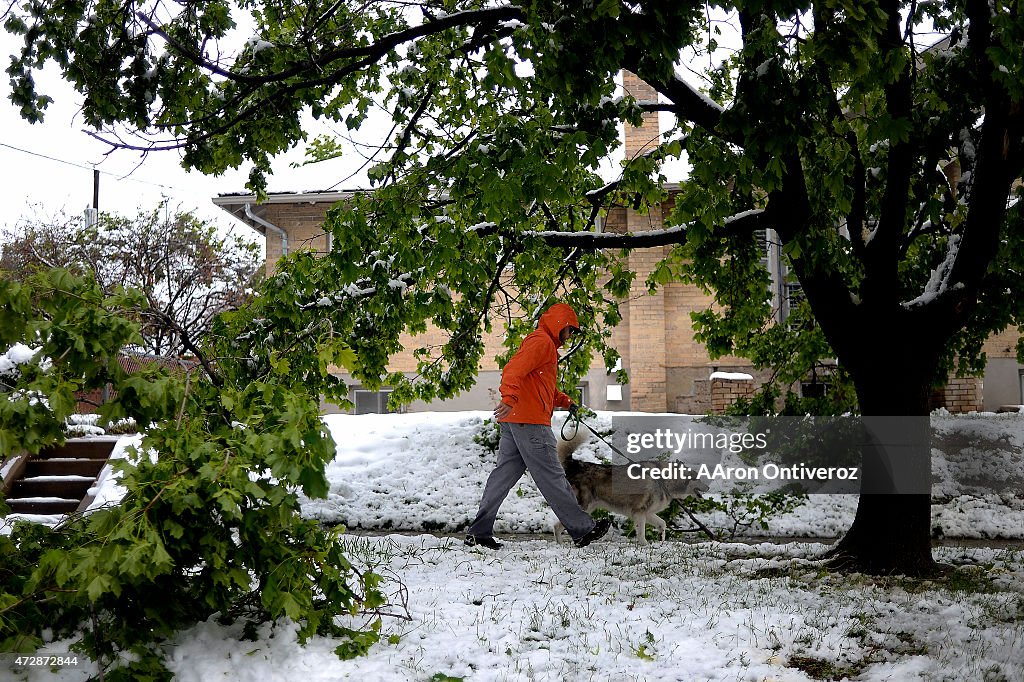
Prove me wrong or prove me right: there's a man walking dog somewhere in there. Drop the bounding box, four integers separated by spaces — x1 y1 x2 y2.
465 302 611 550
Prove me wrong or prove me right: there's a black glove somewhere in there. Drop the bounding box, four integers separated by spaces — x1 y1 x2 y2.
568 402 580 417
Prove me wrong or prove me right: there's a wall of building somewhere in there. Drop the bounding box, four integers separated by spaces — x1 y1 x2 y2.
327 366 619 415
931 376 984 414
711 376 755 413
258 202 333 275
323 371 501 414
955 329 1022 411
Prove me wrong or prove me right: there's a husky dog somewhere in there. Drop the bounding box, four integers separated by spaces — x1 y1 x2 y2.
553 432 708 545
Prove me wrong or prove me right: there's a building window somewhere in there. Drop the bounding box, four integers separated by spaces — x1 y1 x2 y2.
575 383 590 407
352 387 397 415
784 281 805 322
800 380 828 399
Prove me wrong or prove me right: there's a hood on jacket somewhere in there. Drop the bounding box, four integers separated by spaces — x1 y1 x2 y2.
538 303 580 348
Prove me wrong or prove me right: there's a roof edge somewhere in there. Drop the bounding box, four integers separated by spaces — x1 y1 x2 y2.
212 190 359 206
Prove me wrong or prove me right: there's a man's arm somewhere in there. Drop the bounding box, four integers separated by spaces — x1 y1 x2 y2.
498 334 547 407
553 391 574 410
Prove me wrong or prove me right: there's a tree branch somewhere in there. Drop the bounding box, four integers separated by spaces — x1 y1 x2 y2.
938 0 1024 329
137 6 525 88
769 149 861 362
866 0 915 294
104 6 524 155
622 53 734 144
474 209 767 250
810 5 868 260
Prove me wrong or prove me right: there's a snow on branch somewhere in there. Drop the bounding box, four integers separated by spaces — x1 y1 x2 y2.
300 272 417 310
669 71 725 115
137 5 525 87
469 209 766 250
902 234 962 308
529 224 690 248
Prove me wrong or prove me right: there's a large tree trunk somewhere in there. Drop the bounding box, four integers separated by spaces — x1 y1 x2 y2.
824 363 943 576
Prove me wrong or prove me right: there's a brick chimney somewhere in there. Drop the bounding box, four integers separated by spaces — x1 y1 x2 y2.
622 71 661 159
621 71 668 412
604 72 740 414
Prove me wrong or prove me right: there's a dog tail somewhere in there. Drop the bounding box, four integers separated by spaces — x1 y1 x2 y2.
556 428 588 470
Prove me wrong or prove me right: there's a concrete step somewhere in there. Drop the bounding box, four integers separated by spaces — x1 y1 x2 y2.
6 497 81 515
8 476 95 500
3 438 118 517
25 458 106 478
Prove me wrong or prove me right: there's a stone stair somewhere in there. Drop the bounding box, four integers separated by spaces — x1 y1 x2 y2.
2 438 119 516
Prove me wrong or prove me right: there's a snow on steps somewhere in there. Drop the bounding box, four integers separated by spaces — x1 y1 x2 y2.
2 438 118 515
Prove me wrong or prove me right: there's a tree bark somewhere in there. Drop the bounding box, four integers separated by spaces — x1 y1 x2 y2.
826 493 938 575
824 358 943 576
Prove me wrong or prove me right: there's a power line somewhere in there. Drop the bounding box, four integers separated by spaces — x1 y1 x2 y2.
0 140 182 192
0 139 259 246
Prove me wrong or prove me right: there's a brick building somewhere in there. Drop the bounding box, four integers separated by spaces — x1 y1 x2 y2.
213 73 1021 415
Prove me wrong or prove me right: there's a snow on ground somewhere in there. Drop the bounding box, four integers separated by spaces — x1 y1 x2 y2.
20 536 1024 682
6 411 1024 680
301 411 1024 541
84 434 144 510
8 410 1023 540
301 412 560 534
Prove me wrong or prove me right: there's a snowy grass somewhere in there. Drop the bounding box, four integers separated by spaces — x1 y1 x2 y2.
23 535 1022 681
9 411 1024 680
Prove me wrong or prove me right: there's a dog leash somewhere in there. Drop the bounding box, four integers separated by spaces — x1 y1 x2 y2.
559 409 719 541
560 410 641 464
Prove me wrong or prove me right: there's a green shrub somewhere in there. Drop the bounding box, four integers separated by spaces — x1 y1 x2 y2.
473 418 501 453
0 268 382 676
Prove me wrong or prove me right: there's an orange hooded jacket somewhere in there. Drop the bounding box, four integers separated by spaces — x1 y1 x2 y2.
498 303 580 426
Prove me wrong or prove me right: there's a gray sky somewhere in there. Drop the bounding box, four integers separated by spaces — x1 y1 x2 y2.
0 29 379 242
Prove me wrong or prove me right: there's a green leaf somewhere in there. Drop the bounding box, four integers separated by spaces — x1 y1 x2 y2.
86 574 119 602
275 591 303 621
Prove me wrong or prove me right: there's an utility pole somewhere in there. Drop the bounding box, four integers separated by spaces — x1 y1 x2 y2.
84 168 100 228
94 167 112 406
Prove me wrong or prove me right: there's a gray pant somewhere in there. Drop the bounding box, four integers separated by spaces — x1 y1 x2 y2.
469 423 596 541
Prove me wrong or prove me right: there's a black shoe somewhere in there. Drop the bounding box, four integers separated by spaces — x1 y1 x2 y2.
464 534 503 550
574 518 611 548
